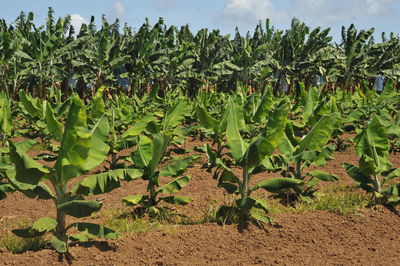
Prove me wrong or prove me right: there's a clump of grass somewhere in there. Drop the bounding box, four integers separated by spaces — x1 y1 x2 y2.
0 234 46 254
268 192 369 216
101 209 162 235
0 217 47 254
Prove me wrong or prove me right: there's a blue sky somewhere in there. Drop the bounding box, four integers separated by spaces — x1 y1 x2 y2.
1 0 399 41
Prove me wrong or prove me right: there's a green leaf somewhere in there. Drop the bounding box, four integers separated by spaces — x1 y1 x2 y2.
355 116 391 174
308 170 339 182
158 176 191 194
45 102 63 141
32 217 57 233
51 235 68 253
9 141 50 185
298 112 340 153
70 223 120 239
122 115 155 138
122 195 147 206
226 100 248 161
131 135 153 169
254 178 303 193
257 100 288 157
162 100 187 133
343 163 374 192
58 200 102 218
252 89 274 123
384 168 400 182
149 134 170 174
73 169 143 195
160 196 193 205
160 155 199 177
196 105 219 133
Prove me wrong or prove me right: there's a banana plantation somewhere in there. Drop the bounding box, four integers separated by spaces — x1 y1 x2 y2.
0 8 399 265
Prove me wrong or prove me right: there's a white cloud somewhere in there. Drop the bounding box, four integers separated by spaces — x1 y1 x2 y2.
220 0 289 26
70 14 86 32
155 0 177 11
112 0 126 18
291 0 395 25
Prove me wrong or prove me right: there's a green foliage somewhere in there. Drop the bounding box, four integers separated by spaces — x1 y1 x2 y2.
122 100 199 216
7 97 123 254
344 116 400 205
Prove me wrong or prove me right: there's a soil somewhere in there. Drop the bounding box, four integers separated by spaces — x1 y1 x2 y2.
0 136 399 265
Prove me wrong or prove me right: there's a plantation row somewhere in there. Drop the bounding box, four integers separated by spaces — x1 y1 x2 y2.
1 8 400 100
0 83 399 256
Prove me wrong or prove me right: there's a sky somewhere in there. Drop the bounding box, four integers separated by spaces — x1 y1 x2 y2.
0 0 399 42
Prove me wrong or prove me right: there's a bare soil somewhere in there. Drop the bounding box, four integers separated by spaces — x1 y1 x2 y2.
0 137 399 265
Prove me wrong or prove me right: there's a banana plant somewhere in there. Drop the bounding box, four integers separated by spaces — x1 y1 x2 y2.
344 116 400 205
122 100 199 216
211 99 302 225
0 91 12 148
278 112 341 201
7 97 132 254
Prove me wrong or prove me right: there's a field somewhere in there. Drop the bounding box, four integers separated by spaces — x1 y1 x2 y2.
0 133 399 265
1 8 400 265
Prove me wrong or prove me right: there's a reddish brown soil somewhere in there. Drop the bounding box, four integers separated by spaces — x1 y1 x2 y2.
0 137 399 265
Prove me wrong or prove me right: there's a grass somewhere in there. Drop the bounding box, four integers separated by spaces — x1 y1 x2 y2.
100 209 162 235
99 208 189 236
268 192 369 216
200 190 370 226
0 217 47 254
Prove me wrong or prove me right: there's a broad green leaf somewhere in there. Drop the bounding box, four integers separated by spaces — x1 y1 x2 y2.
252 89 273 123
81 115 110 171
162 100 187 133
158 176 191 194
51 235 68 253
308 170 339 182
132 135 153 169
122 195 147 206
301 89 314 124
254 178 303 193
8 177 54 199
32 217 57 233
122 115 155 138
58 200 102 218
160 196 193 205
261 101 288 155
355 116 391 174
45 102 63 140
226 100 248 161
384 168 400 182
343 163 374 192
73 169 143 195
54 96 91 182
70 223 120 239
298 112 340 153
160 155 200 177
9 141 50 185
19 91 40 117
250 209 271 224
196 105 219 133
149 134 170 174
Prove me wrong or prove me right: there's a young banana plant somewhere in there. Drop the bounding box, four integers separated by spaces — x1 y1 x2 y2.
212 99 302 225
122 99 199 216
7 97 135 255
344 116 400 205
278 112 341 201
